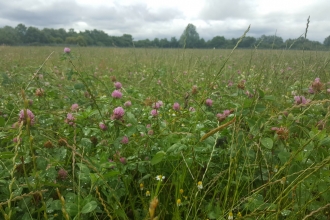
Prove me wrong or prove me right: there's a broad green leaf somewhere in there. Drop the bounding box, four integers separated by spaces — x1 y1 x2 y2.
150 151 166 165
261 137 273 149
65 202 78 217
81 201 97 214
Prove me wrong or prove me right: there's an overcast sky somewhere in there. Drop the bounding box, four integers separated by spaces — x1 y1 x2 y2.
0 0 329 42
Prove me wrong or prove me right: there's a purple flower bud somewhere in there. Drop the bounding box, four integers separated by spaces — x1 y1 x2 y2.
124 100 132 107
151 109 158 117
173 102 180 111
64 47 71 53
119 157 127 164
19 109 35 126
111 107 125 120
71 103 79 111
114 82 122 89
99 123 107 131
111 90 122 99
121 136 129 144
205 99 213 107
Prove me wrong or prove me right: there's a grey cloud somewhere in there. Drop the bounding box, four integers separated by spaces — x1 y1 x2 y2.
199 0 257 20
0 0 183 32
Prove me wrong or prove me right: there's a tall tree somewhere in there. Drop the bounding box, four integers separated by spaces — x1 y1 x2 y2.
0 26 20 45
170 37 178 48
324 36 330 46
179 23 200 48
15 24 27 43
209 36 226 48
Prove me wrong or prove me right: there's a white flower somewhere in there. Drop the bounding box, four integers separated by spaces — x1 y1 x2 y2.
197 181 203 190
156 175 165 181
228 212 233 220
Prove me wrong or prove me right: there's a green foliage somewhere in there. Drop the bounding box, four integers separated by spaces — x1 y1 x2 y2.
0 23 328 50
179 23 200 48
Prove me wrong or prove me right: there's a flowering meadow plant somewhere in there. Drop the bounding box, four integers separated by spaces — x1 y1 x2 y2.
0 45 330 220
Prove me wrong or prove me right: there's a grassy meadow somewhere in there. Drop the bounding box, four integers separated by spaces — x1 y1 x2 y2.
1 45 330 220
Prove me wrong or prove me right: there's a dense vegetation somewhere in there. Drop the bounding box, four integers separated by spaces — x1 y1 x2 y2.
0 23 329 50
0 43 330 219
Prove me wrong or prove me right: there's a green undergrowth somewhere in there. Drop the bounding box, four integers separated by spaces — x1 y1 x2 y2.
0 45 330 220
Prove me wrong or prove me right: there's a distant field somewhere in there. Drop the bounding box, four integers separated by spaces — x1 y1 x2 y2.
1 46 330 219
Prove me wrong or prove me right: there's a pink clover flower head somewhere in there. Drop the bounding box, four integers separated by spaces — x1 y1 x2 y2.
121 136 129 144
111 90 122 99
189 107 195 112
217 110 231 121
228 81 233 87
124 100 132 107
66 113 74 121
294 96 310 105
64 47 71 53
112 107 125 120
148 130 154 136
205 99 213 107
153 102 161 109
312 77 323 92
114 82 122 89
65 113 75 126
13 137 22 143
308 87 314 94
71 103 79 111
120 157 127 164
173 102 180 111
151 109 158 117
216 113 226 121
19 109 35 126
223 110 231 116
57 168 68 180
99 123 107 131
327 89 330 93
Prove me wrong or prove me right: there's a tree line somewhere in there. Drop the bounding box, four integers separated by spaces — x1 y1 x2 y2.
1 23 329 50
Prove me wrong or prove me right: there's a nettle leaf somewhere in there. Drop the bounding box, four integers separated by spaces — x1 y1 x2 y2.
150 151 166 165
81 201 97 214
261 137 273 149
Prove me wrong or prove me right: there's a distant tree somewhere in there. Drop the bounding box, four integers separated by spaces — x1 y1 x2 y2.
153 38 160 47
198 38 206 48
179 23 200 48
15 24 27 43
239 36 256 48
170 37 178 48
258 35 284 48
0 26 20 45
159 38 170 48
209 36 226 48
120 34 133 47
324 36 330 46
24 27 42 43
